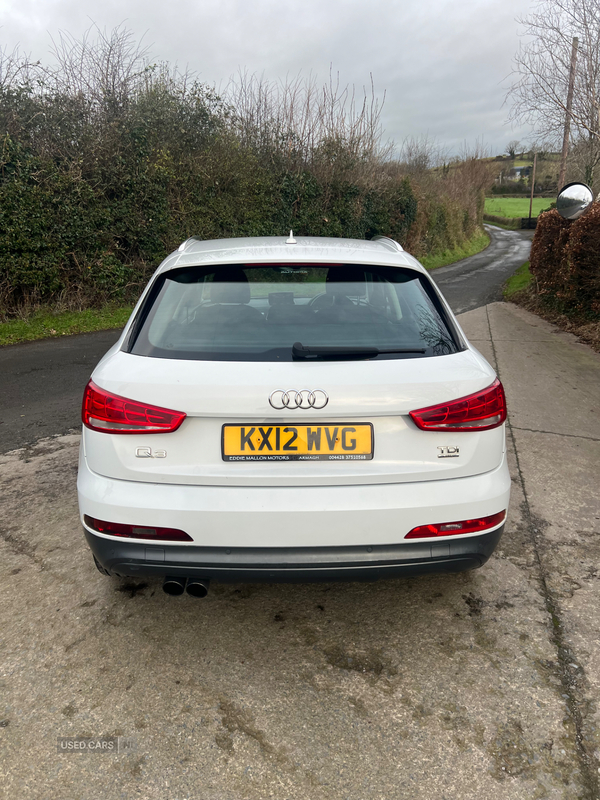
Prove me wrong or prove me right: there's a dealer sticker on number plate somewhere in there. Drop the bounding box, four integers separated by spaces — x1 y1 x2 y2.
222 423 373 462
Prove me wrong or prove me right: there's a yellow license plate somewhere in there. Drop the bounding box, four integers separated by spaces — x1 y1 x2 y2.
222 423 373 462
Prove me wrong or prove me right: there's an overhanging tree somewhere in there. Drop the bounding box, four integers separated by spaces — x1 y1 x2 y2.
506 0 600 188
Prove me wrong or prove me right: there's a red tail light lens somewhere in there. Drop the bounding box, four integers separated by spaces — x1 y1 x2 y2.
84 515 193 542
82 380 186 434
405 510 506 539
409 379 506 432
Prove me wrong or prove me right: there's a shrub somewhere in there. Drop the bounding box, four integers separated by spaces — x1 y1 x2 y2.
491 183 530 195
530 207 600 315
564 204 600 314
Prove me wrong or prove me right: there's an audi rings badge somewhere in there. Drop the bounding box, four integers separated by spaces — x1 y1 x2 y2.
269 389 329 410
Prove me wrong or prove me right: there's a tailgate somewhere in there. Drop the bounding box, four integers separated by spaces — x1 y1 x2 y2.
84 350 503 487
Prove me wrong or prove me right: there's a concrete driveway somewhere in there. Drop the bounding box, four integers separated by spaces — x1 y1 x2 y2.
1 302 599 799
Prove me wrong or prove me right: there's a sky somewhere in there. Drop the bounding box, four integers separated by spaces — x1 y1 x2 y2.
0 0 536 157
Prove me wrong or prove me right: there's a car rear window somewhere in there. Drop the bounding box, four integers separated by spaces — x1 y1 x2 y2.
127 264 462 361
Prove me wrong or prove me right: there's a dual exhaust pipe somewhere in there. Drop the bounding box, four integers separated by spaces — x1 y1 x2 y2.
162 576 210 598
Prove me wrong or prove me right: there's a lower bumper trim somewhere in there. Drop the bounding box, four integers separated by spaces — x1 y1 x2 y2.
85 526 503 583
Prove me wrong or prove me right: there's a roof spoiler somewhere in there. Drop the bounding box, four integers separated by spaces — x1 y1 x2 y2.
371 235 403 252
178 236 203 252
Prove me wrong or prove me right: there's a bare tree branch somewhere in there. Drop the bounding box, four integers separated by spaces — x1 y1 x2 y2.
46 23 152 110
505 0 600 186
224 68 391 181
0 42 37 90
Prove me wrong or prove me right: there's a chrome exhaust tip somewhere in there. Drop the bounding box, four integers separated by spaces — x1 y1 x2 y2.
186 578 210 598
162 576 187 595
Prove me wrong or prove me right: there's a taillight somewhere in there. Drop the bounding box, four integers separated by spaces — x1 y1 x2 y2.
84 515 193 542
409 379 506 432
82 380 186 434
405 510 506 539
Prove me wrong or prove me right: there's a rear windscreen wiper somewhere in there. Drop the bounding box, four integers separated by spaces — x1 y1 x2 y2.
292 341 426 360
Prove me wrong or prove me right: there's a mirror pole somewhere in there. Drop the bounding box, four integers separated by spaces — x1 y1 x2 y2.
558 37 579 190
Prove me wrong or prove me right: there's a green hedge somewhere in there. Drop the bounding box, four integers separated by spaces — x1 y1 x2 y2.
0 79 484 316
530 207 600 316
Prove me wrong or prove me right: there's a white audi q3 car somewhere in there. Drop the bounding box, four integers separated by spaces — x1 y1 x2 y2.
78 233 510 597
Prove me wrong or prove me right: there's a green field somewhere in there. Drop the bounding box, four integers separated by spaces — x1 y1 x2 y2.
484 197 550 218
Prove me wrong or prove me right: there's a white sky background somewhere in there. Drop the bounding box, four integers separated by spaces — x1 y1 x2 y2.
0 0 535 157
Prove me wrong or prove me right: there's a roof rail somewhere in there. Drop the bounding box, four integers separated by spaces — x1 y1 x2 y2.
371 235 404 252
178 236 202 252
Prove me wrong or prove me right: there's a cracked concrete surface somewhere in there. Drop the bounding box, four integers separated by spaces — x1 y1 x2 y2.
0 302 599 799
466 302 600 799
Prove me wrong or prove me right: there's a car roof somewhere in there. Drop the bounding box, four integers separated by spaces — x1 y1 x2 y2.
157 235 426 274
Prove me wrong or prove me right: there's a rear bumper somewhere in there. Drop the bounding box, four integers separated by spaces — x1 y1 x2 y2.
79 447 510 581
78 450 510 549
84 525 504 581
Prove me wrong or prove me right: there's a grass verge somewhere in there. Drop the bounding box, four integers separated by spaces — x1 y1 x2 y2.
503 262 532 298
421 229 490 270
0 305 134 346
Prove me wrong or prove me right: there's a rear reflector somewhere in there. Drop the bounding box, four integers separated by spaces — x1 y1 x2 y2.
409 378 506 432
405 510 506 539
84 515 193 542
82 380 186 434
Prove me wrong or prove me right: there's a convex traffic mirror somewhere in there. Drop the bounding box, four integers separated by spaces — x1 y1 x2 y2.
556 182 595 220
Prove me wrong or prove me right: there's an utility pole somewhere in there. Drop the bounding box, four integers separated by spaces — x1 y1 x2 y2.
529 152 537 223
558 36 578 190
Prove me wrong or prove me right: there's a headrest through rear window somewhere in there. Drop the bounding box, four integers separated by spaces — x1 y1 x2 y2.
326 266 365 295
210 268 251 304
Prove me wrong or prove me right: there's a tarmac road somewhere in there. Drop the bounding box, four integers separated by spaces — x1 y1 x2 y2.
0 330 121 454
1 302 599 800
0 225 532 454
431 225 533 315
